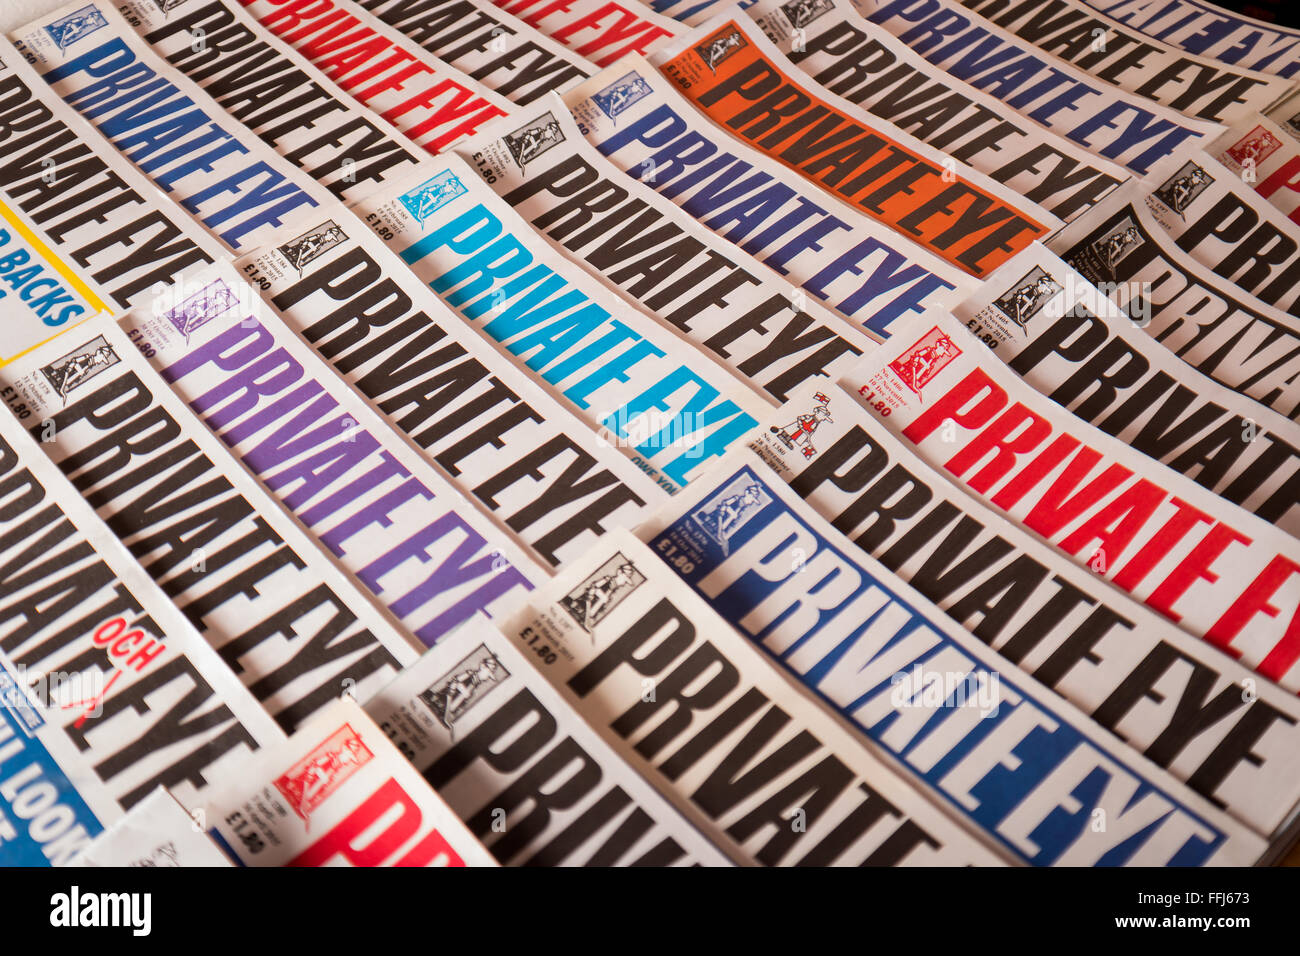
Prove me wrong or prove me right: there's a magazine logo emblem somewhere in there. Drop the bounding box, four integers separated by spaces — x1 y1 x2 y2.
781 0 833 28
560 553 645 632
45 5 108 51
418 644 509 735
1153 161 1212 217
890 326 960 400
162 278 237 343
275 724 373 825
693 474 770 556
132 841 182 867
150 0 193 13
770 391 832 460
1227 125 1281 168
503 113 565 172
696 27 746 74
40 335 119 401
994 266 1061 331
278 220 347 274
1089 217 1143 278
399 169 467 227
592 72 652 122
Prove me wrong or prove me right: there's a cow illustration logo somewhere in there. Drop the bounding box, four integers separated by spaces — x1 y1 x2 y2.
1153 161 1212 217
592 72 653 122
560 554 645 632
696 26 746 74
162 278 238 343
890 326 961 400
418 645 509 735
503 113 564 172
693 473 770 555
780 0 833 28
274 724 373 825
40 335 119 401
45 5 107 51
398 169 467 227
1089 217 1143 278
770 391 833 460
1227 125 1281 168
993 266 1061 331
278 220 346 274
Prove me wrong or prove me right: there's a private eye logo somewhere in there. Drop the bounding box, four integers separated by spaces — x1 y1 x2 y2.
399 169 467 227
1227 125 1281 168
770 391 832 460
1088 217 1143 279
40 335 119 401
592 73 652 122
993 266 1061 332
889 326 960 401
150 0 194 13
503 113 565 172
419 644 509 736
692 474 769 556
278 220 347 274
45 6 108 52
560 553 645 633
1153 161 1212 218
780 0 833 29
162 278 238 343
696 27 747 74
274 724 373 825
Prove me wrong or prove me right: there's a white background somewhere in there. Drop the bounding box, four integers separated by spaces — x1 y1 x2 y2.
1 0 70 32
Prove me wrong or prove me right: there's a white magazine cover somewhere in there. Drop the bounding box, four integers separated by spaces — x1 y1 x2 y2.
1136 149 1300 314
237 205 669 571
0 314 424 731
849 0 1226 176
68 787 233 867
11 0 330 253
636 448 1271 864
238 0 515 154
1046 180 1300 424
562 56 982 339
840 310 1300 692
933 0 1294 124
649 10 1063 280
953 243 1300 535
120 262 548 647
1212 110 1300 225
1080 0 1300 78
503 527 1009 865
350 152 772 495
0 38 222 340
197 697 497 866
365 614 735 865
0 404 284 865
746 0 1131 223
115 0 427 202
747 377 1300 839
458 98 881 403
356 0 595 105
488 0 681 65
